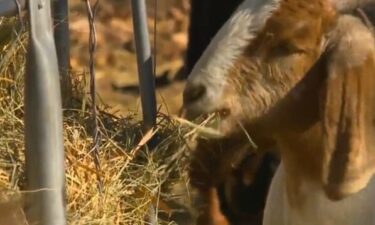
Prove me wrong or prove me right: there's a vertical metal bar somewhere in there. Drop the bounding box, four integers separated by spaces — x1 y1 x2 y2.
25 0 66 224
130 0 157 130
0 0 26 17
53 0 72 103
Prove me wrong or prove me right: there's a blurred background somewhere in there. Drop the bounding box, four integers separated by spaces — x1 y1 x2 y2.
70 0 190 116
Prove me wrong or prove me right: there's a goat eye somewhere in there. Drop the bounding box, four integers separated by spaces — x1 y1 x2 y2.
274 41 305 55
287 44 305 54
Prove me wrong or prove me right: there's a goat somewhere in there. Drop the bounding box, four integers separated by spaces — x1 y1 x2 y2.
182 0 375 224
185 1 280 224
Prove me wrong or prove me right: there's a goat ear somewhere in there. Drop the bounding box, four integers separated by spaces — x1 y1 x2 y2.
329 0 375 12
320 16 375 200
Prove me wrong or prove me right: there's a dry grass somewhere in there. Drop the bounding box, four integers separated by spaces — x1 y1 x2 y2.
0 17 204 225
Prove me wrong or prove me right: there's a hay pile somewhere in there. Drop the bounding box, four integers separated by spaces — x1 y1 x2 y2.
0 18 198 225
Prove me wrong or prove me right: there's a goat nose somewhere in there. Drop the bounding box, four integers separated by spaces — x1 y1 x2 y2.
183 83 207 105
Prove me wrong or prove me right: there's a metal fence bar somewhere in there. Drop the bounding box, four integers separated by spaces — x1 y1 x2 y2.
0 0 25 17
0 0 59 18
53 0 72 103
24 0 66 224
130 0 157 130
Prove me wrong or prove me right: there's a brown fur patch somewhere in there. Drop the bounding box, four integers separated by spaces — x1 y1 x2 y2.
222 0 336 129
321 25 375 199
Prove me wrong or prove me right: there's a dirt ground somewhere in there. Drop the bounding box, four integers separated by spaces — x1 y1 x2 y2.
69 0 190 116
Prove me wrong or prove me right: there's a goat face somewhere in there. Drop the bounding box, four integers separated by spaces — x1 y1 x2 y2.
182 0 336 136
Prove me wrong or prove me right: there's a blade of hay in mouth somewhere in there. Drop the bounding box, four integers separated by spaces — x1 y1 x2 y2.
172 116 224 139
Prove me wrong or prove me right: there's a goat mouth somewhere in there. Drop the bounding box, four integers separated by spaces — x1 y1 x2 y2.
202 108 232 130
177 107 235 139
179 106 233 136
182 105 231 120
217 108 231 119
197 108 231 121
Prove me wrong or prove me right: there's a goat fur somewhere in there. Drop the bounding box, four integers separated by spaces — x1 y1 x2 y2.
184 1 375 224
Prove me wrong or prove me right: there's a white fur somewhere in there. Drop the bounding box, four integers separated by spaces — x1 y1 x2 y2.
185 0 281 115
263 164 375 225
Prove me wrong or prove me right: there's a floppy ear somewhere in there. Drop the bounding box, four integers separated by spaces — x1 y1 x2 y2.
330 0 375 12
320 15 375 200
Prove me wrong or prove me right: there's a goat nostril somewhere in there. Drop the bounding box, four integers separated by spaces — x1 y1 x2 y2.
183 84 207 104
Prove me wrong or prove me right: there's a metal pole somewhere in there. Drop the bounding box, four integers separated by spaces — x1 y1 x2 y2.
130 0 157 130
0 0 25 17
53 0 72 103
0 0 58 18
24 0 66 224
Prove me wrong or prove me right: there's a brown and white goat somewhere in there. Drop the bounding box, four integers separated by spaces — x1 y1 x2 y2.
182 0 375 224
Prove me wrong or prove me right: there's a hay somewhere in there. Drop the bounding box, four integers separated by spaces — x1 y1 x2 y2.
0 17 201 225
